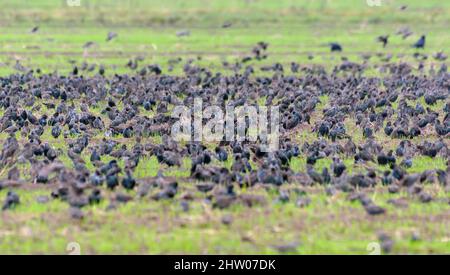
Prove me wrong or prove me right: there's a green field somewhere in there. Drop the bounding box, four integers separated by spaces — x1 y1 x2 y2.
0 0 449 255
0 0 449 76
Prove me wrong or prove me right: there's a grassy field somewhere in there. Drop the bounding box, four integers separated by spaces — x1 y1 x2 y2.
0 0 449 75
0 0 449 255
1 184 448 254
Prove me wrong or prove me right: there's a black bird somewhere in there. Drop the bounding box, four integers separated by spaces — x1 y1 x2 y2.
384 122 393 136
322 168 331 184
396 27 413 40
435 120 448 136
364 203 386 215
106 174 119 190
51 125 61 138
412 35 426 49
83 41 95 49
290 62 300 73
392 165 406 180
436 170 447 186
333 162 346 177
378 233 394 253
381 171 393 185
409 126 421 137
377 152 396 166
45 147 57 161
307 165 323 184
116 193 133 204
69 207 84 220
2 191 20 210
98 65 105 76
106 31 118 42
8 167 20 181
402 174 420 187
432 51 447 61
306 155 317 165
180 200 190 212
418 192 433 203
176 30 190 37
329 43 342 52
418 118 429 128
90 150 101 162
222 22 232 28
30 26 39 33
122 172 136 190
318 121 330 137
215 146 228 161
363 127 373 138
196 183 215 193
377 35 389 48
90 171 104 186
88 189 102 205
400 158 413 169
278 191 290 203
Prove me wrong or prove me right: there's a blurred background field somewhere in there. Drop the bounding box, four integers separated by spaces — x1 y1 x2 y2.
0 0 448 75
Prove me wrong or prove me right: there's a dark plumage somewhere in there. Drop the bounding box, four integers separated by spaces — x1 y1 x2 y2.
30 26 39 33
333 162 346 177
412 35 426 49
106 174 119 190
2 191 20 210
377 35 389 48
88 189 102 205
51 125 61 138
307 165 323 184
329 43 342 52
215 146 228 162
122 172 136 190
106 31 118 42
364 204 386 215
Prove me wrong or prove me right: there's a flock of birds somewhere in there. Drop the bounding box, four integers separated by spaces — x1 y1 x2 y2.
0 9 448 254
0 38 448 223
19 23 448 79
329 33 426 53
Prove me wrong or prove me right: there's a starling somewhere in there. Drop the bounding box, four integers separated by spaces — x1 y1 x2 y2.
377 35 389 48
51 125 61 138
215 146 228 162
412 35 426 49
106 31 118 42
88 189 102 205
30 26 39 33
121 172 136 190
106 174 119 190
364 204 386 215
329 43 342 52
2 191 20 210
176 30 190 37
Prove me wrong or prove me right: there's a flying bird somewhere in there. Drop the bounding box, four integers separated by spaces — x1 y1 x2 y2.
83 41 95 48
106 31 118 42
176 30 190 37
396 27 413 39
222 22 232 28
30 26 39 33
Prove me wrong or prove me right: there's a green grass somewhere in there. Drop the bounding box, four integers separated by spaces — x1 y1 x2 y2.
0 185 448 254
0 0 449 76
